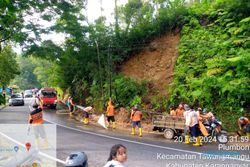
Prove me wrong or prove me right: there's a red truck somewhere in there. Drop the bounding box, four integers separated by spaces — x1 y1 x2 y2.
38 88 57 109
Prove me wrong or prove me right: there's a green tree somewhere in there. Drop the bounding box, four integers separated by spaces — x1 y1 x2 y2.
0 0 85 51
0 46 19 87
11 56 40 90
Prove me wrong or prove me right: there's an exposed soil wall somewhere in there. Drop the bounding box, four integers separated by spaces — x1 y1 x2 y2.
120 33 180 96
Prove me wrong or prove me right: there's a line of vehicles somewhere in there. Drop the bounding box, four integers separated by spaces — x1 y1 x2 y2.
8 88 58 109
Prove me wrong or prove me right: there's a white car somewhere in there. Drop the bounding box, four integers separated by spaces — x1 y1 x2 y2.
9 93 24 106
24 90 33 98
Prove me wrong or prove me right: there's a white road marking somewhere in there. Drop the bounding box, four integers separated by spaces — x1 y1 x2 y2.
44 119 250 163
0 131 66 165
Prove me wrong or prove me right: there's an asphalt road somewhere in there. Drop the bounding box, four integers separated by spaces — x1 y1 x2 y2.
0 98 249 167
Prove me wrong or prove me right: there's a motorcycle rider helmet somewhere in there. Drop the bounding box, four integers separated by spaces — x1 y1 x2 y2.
65 152 88 167
202 108 207 114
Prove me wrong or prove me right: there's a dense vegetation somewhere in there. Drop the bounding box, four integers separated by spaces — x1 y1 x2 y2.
169 0 250 130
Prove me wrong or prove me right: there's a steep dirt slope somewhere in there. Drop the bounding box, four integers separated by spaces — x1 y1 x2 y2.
121 33 180 96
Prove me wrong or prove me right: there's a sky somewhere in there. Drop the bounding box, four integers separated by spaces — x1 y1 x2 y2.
87 0 128 23
14 0 128 54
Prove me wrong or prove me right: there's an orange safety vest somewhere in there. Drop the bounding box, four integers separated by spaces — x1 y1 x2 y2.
170 109 176 116
106 101 115 116
131 110 142 122
29 108 44 125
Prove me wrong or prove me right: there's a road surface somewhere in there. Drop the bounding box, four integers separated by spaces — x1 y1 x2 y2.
0 98 249 167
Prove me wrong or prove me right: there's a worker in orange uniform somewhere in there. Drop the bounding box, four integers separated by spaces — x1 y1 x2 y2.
29 103 48 148
106 99 116 129
130 104 143 137
169 105 176 116
175 104 184 117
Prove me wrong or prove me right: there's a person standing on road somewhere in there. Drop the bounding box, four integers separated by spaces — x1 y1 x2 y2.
104 144 127 167
106 99 116 129
30 95 42 110
183 104 191 144
186 105 202 146
68 96 75 117
130 104 143 137
29 103 48 148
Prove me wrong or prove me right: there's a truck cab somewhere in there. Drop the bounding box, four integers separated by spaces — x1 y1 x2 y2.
38 88 57 109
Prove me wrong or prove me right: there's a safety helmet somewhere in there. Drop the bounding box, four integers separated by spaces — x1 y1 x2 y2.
202 108 207 114
65 152 88 167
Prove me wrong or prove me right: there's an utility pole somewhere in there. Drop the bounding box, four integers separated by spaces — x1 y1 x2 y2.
115 0 119 39
95 40 104 100
108 45 112 98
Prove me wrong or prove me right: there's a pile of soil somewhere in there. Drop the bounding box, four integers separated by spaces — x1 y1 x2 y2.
121 33 180 96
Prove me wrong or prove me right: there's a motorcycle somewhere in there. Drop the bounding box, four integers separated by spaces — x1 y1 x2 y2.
203 119 229 144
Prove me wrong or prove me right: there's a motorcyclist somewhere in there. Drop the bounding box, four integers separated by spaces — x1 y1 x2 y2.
200 108 222 134
200 108 217 124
